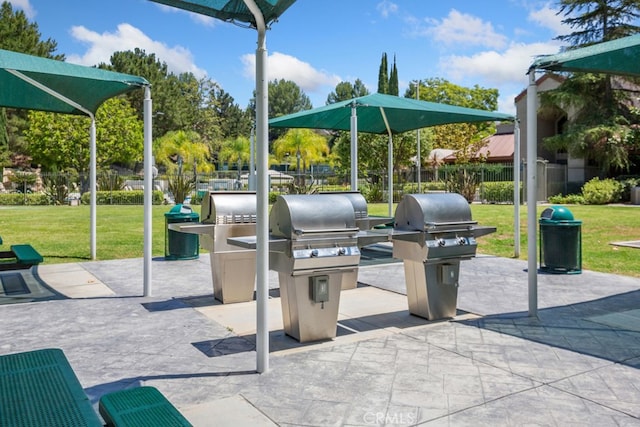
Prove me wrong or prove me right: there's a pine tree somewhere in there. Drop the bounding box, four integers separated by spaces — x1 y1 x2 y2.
377 53 388 94
388 54 399 96
540 0 640 174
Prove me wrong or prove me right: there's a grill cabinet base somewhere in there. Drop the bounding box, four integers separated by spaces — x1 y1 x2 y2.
402 259 460 320
278 271 345 342
211 251 256 303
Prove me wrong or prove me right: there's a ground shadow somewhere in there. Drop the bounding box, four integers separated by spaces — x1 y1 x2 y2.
456 289 640 367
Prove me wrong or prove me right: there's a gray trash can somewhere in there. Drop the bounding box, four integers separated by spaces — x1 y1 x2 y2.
539 205 581 274
165 204 199 260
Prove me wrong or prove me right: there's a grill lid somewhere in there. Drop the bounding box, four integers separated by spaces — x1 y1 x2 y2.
270 194 357 238
201 191 257 225
394 193 474 231
320 191 368 220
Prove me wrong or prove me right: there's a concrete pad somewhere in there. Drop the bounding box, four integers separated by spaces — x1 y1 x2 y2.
193 298 283 336
36 263 114 298
180 395 277 427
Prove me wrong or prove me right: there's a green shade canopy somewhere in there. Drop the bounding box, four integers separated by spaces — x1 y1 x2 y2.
530 33 640 77
148 0 296 27
269 93 514 134
0 48 149 116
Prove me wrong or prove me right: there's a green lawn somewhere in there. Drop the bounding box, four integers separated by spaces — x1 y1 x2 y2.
1 203 639 277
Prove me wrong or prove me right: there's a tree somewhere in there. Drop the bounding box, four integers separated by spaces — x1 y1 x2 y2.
388 55 399 96
153 130 213 174
272 129 330 190
377 53 388 94
250 79 312 142
24 97 143 175
539 0 640 174
406 78 499 201
326 79 370 104
0 1 63 166
218 136 251 179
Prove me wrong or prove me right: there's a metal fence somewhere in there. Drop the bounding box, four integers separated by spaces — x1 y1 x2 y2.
1 162 570 205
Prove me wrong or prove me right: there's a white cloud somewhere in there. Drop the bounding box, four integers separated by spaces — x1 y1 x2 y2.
377 1 398 19
528 3 567 36
8 0 35 19
441 41 562 86
155 3 216 27
419 9 508 50
241 52 342 94
66 23 207 78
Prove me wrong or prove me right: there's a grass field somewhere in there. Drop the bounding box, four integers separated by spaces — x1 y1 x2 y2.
1 203 639 277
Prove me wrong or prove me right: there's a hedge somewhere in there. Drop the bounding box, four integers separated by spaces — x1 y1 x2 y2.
80 190 164 205
480 181 521 204
0 193 50 205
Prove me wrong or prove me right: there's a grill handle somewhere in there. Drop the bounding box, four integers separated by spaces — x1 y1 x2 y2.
424 220 477 228
293 227 360 236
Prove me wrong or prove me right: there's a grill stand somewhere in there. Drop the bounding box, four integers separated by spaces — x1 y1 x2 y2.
205 224 256 304
278 271 347 342
393 238 468 320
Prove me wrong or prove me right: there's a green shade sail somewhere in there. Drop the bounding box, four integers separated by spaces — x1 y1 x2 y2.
148 0 296 27
0 48 149 116
269 93 514 134
530 33 640 77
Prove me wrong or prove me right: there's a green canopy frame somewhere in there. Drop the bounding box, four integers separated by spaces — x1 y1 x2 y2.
0 48 153 296
526 33 640 317
270 92 515 216
149 0 296 374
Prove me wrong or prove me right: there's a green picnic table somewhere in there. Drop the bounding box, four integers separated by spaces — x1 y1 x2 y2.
0 348 102 427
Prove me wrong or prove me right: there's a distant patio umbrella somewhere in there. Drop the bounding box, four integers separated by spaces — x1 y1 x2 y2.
148 0 296 374
270 93 514 215
526 33 640 318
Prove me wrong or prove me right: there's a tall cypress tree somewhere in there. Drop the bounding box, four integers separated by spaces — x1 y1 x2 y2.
388 54 399 96
377 53 388 94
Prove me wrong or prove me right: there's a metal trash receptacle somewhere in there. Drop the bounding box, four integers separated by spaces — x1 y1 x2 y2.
165 204 199 260
539 205 581 274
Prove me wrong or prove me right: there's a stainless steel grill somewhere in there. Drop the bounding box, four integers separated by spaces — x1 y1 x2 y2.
321 191 393 289
169 191 257 303
269 194 361 342
391 193 495 320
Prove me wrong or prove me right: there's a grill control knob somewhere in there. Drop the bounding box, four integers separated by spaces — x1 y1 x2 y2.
458 237 467 245
310 249 319 257
437 238 446 247
338 247 346 255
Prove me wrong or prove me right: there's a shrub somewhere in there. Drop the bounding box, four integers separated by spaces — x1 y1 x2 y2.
80 190 164 205
361 184 383 203
269 192 279 204
548 193 585 204
617 176 640 202
0 193 50 205
481 181 521 204
581 177 623 205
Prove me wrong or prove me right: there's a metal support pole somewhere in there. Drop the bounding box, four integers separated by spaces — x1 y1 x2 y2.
514 120 521 258
89 119 97 260
244 0 269 373
526 71 538 317
416 81 421 193
350 103 357 190
143 86 153 297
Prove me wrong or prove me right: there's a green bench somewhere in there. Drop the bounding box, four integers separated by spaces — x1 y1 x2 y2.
99 386 192 427
0 243 43 271
0 348 191 427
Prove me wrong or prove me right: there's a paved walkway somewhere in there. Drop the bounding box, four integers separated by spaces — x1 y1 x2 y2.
1 253 640 426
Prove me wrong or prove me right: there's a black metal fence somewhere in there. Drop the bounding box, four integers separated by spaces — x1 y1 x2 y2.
1 162 565 205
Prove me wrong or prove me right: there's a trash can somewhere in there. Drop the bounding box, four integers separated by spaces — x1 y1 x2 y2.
165 204 199 260
539 205 581 274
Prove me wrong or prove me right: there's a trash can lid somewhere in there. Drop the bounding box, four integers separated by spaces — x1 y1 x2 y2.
540 205 574 221
165 204 199 219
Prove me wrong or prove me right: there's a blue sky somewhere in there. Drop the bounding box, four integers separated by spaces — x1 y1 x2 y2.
9 0 569 114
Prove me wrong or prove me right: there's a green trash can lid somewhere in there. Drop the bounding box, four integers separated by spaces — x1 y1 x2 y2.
540 205 574 221
165 204 198 219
